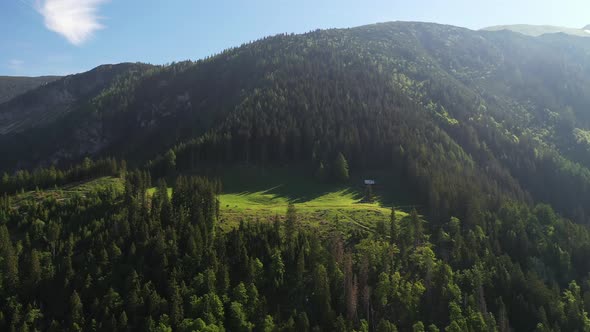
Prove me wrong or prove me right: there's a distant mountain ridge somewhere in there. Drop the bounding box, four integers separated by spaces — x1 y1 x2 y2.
0 63 153 135
482 24 590 37
0 76 60 104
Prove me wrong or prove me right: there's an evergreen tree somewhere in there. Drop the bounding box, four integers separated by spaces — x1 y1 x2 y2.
165 149 176 175
377 319 398 332
285 203 298 245
70 291 84 330
390 206 399 244
409 208 423 248
27 249 42 288
0 225 19 290
315 162 326 182
333 152 350 183
312 264 333 326
227 302 253 332
262 315 275 332
168 279 184 327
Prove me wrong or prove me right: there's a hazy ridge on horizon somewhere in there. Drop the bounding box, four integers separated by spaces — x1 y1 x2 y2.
482 23 590 37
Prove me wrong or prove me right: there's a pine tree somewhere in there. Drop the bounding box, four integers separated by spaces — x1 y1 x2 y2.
262 315 275 332
271 249 284 288
70 291 84 330
315 162 326 182
296 250 306 286
410 208 423 248
344 253 356 320
377 319 399 332
333 152 350 183
0 225 19 290
169 278 184 327
390 206 399 244
228 302 253 332
285 203 298 245
28 249 42 288
413 321 425 332
165 149 177 175
295 311 310 332
313 264 333 326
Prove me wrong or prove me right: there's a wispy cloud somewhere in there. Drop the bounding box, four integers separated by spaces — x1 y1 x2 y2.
36 0 108 45
8 59 25 71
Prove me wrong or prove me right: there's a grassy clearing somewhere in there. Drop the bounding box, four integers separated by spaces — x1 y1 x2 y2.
213 165 411 233
219 188 406 234
11 176 123 206
14 166 416 236
148 165 415 233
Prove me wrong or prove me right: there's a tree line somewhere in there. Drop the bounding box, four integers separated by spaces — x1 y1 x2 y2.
2 170 590 331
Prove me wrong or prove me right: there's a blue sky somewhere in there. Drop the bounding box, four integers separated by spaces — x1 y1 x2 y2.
1 0 589 76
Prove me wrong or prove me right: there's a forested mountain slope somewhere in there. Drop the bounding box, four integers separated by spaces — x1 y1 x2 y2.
0 63 153 136
5 22 590 223
6 21 590 331
0 75 60 104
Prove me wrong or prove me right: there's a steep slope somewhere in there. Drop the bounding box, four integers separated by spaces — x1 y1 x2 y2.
8 21 590 332
482 24 590 37
5 22 590 224
0 63 153 135
0 75 60 103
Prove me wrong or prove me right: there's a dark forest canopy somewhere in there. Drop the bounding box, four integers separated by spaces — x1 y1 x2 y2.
3 21 590 331
2 170 590 331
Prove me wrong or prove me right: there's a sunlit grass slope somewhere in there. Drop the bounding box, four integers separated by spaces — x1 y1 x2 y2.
212 165 411 233
11 167 415 236
11 176 123 206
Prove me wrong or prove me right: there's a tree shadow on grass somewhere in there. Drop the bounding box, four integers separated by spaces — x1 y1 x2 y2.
228 184 355 204
192 164 417 207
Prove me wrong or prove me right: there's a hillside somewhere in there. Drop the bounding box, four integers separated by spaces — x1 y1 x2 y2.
0 63 153 136
5 21 590 331
3 158 590 331
4 22 590 223
0 75 60 104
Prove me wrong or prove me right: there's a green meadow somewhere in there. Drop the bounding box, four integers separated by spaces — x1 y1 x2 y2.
211 166 411 233
12 166 414 235
11 176 123 207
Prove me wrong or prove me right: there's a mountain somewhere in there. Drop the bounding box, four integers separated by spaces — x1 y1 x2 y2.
482 23 590 37
6 21 590 332
4 21 590 223
0 63 152 136
0 75 60 104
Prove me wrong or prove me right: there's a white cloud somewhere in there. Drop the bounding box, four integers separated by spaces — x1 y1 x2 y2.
8 59 25 71
36 0 108 45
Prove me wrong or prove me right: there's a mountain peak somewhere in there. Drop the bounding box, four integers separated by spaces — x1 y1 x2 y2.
584 24 590 30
